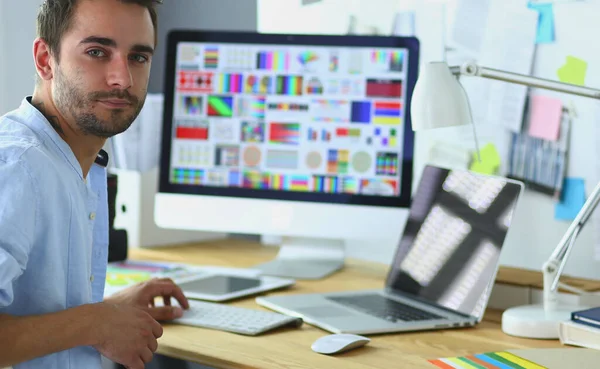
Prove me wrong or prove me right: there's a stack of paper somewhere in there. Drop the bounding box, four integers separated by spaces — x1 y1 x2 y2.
560 320 600 351
429 348 600 369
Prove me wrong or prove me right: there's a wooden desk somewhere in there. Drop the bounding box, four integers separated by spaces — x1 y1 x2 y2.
129 239 565 369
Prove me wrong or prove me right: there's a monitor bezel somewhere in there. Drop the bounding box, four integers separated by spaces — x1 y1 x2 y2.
159 29 419 208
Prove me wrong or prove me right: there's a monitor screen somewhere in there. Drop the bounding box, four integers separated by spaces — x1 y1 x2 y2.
385 166 523 318
159 31 419 208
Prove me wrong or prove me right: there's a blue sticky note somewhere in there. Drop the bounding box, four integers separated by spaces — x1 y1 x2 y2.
528 2 555 44
555 178 586 221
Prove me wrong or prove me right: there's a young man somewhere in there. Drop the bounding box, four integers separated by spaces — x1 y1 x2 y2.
0 1 190 368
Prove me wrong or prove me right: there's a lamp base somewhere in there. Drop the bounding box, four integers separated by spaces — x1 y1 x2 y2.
501 304 578 339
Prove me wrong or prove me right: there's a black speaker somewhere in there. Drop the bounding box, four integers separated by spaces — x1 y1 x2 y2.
107 173 128 262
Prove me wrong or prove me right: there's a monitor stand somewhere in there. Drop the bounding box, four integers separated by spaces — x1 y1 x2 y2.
255 236 345 280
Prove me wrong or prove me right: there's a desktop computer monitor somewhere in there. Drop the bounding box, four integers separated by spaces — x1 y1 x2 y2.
155 30 420 279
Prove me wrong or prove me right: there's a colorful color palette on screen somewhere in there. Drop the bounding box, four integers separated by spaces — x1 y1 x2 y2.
169 41 410 197
429 351 548 369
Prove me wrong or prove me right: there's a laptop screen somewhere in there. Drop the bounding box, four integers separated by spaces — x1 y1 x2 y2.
385 165 523 318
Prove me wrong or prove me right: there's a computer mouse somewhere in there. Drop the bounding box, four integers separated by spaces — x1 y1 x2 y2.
311 333 371 355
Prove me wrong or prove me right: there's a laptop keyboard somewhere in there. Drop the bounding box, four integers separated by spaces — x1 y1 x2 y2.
328 294 444 322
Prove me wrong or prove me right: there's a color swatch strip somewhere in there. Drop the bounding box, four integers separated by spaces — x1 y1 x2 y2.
257 51 289 71
429 352 548 369
275 76 303 96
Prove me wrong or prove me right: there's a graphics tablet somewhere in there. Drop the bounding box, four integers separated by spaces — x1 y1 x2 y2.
105 260 295 302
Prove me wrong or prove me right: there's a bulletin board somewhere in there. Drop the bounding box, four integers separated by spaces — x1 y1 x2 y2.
512 0 600 276
417 0 600 278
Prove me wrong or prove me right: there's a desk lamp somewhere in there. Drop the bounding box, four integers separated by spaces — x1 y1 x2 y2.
411 61 600 339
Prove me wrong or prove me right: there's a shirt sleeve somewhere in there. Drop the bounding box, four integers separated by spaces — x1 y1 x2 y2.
0 159 38 307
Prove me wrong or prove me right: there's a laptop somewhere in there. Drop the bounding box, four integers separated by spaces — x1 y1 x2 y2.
256 165 524 335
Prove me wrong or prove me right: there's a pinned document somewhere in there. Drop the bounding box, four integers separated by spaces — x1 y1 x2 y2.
391 11 415 36
528 95 562 141
470 143 501 175
557 56 587 86
527 2 555 44
555 177 586 221
456 0 537 133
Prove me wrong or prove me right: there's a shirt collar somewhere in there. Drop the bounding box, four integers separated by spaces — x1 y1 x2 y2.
18 96 109 175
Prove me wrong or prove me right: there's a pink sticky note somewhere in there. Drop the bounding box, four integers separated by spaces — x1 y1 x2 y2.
528 95 563 141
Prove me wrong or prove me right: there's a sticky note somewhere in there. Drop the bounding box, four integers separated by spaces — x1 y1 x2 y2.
555 178 586 221
527 2 555 44
469 143 501 175
528 95 562 141
557 56 588 86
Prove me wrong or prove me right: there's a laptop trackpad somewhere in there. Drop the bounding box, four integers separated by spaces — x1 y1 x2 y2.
296 305 357 318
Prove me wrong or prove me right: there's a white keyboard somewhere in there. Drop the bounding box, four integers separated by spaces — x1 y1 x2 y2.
172 299 303 336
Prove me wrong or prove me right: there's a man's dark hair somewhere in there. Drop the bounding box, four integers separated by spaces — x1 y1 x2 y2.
37 0 161 62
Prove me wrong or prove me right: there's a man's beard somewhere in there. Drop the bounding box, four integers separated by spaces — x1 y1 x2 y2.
54 67 145 138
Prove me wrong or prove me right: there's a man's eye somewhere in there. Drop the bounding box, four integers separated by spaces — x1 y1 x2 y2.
88 49 106 58
131 54 149 63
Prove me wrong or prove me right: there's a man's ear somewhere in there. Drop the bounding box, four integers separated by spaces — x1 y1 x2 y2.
33 38 54 81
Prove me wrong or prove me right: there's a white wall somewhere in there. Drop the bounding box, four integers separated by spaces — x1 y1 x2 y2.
258 0 350 34
0 0 41 115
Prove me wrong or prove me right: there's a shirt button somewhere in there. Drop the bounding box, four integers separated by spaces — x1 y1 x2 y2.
90 275 94 282
89 212 96 220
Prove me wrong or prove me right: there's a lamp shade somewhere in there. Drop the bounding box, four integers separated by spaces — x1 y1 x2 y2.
410 62 473 131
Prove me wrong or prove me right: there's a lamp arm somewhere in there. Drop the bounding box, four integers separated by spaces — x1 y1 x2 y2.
546 180 600 292
450 62 600 99
446 61 600 309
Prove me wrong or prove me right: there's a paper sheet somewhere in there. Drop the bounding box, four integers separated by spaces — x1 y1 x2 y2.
528 2 555 44
413 2 446 66
555 177 586 221
557 55 588 86
451 0 492 56
139 94 165 172
110 94 164 172
431 348 600 369
430 350 546 369
427 141 471 170
461 0 538 133
391 11 415 36
528 95 563 141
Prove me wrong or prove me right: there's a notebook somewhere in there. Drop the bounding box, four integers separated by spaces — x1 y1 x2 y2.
571 306 600 329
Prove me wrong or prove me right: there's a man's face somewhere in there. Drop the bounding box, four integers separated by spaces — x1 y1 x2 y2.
52 0 155 138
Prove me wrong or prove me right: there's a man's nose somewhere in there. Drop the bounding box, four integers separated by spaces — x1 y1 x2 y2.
106 56 133 90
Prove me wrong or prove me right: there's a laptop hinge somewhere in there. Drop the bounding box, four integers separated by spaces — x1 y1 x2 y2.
384 288 476 320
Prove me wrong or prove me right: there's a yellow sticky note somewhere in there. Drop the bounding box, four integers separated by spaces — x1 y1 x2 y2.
470 143 501 175
557 56 587 86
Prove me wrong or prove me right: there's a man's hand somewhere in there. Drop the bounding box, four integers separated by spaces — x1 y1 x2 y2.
105 278 190 321
92 303 163 369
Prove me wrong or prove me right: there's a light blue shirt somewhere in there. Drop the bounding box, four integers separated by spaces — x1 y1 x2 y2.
0 97 109 369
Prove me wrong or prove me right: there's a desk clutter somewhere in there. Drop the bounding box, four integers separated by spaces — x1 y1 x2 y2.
559 306 600 350
104 260 295 303
429 348 600 369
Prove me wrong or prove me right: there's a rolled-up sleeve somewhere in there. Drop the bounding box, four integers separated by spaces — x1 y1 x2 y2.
0 159 37 307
